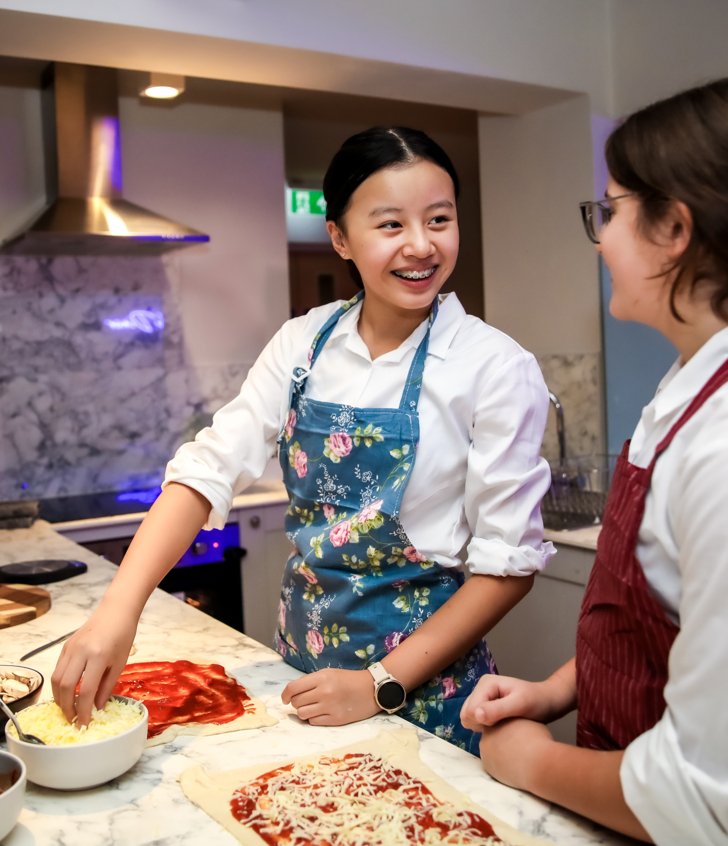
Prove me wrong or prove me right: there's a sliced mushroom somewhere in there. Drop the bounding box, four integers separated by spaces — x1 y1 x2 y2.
0 669 40 703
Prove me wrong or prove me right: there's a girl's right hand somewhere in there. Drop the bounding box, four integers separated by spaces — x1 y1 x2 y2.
51 603 138 726
460 674 552 732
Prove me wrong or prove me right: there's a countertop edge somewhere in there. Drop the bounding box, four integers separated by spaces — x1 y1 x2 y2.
544 524 601 551
40 480 600 552
47 481 289 533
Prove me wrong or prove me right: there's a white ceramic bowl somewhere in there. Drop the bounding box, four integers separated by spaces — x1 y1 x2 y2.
5 695 148 790
0 750 27 840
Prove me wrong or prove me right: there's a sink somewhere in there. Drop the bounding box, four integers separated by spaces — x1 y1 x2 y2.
541 455 614 531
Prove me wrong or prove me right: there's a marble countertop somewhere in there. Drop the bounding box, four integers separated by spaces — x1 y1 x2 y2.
0 522 629 846
544 524 601 552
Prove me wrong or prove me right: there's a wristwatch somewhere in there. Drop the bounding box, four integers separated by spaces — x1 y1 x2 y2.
366 662 407 714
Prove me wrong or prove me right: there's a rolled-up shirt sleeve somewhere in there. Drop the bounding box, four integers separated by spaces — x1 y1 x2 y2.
163 319 299 528
464 350 555 577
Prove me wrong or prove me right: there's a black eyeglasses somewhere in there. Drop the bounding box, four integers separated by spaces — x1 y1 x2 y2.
579 193 635 244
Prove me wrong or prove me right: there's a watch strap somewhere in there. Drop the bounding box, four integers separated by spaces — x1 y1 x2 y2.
366 661 390 685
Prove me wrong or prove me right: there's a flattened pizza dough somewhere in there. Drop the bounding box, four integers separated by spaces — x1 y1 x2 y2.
147 697 276 747
180 729 555 846
112 660 276 746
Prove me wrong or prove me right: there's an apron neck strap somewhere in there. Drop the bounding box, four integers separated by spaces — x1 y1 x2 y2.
307 290 364 371
398 296 438 411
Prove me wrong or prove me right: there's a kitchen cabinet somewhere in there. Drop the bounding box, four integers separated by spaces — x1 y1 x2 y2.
235 502 291 647
486 536 597 743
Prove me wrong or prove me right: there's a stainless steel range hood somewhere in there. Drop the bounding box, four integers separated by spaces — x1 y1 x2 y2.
1 63 210 256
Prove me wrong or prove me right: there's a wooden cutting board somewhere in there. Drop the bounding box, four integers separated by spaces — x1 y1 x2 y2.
0 584 51 629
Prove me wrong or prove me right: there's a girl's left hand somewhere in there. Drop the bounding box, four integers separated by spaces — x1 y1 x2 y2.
479 718 554 791
281 668 380 725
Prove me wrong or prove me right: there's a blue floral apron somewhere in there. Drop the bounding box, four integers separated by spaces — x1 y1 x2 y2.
275 292 495 754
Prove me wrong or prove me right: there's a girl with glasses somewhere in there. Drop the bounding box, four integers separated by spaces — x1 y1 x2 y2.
52 126 554 754
461 78 728 843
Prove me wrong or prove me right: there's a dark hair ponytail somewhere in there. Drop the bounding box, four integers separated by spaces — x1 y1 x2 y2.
323 127 460 287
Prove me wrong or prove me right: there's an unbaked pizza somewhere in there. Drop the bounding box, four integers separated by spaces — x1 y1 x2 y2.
112 660 276 746
180 729 555 846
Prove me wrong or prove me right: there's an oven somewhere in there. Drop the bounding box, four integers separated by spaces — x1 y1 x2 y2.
38 490 246 632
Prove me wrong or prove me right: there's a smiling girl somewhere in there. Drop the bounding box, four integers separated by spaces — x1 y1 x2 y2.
53 126 554 753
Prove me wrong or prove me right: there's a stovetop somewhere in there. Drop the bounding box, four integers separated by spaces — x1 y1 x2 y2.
37 487 163 523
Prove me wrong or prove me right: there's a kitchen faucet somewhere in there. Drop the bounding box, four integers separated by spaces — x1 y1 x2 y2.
548 391 567 468
544 392 608 528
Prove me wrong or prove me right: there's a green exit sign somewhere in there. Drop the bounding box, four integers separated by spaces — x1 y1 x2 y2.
290 189 327 216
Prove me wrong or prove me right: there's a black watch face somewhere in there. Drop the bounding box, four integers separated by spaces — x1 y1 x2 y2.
377 680 406 711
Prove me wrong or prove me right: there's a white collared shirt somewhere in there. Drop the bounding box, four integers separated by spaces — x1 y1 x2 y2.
620 327 728 844
164 293 555 577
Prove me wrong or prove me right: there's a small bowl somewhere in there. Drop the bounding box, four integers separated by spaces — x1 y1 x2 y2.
0 664 44 730
5 695 148 790
0 750 27 841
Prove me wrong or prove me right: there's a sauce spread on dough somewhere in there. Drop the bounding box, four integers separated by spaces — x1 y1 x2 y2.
112 660 254 738
230 752 502 845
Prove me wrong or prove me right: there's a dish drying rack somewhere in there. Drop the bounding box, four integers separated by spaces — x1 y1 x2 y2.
542 472 608 530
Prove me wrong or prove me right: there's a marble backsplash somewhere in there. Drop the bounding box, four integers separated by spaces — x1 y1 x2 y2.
537 352 605 467
0 255 605 501
0 256 252 501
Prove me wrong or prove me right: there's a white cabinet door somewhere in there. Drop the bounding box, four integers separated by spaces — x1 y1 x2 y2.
485 544 595 743
238 503 292 647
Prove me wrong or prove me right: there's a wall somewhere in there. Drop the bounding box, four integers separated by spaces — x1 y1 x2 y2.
0 82 289 500
0 78 44 238
6 0 725 119
608 0 728 116
479 95 603 462
121 94 289 367
0 0 611 113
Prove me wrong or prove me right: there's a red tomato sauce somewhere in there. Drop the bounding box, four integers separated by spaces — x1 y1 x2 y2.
112 660 253 738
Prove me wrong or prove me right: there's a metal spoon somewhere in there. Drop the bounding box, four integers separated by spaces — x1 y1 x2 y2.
0 697 45 744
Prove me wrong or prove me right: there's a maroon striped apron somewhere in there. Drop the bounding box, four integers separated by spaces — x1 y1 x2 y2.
576 358 728 750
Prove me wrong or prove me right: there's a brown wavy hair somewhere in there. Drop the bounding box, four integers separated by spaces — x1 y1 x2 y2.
606 78 728 321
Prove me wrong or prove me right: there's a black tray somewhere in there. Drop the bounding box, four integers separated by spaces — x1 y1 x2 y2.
0 559 88 585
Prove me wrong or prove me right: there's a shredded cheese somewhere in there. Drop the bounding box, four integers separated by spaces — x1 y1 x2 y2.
230 752 509 845
7 698 143 746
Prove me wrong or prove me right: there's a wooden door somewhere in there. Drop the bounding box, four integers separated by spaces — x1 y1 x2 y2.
288 247 360 317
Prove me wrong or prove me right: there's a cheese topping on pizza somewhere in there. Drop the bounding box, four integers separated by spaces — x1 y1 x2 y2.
229 751 505 845
112 660 256 738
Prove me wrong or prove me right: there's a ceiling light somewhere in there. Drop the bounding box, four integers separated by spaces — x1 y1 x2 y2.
139 72 185 100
